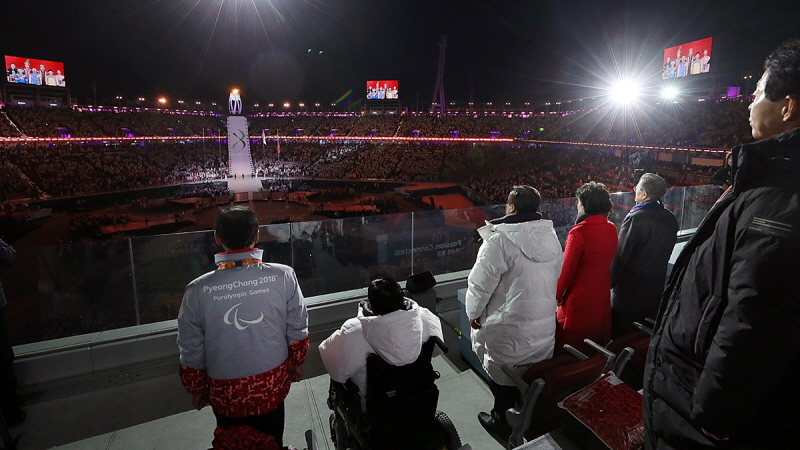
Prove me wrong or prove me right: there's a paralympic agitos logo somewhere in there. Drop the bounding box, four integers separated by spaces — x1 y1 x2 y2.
223 303 265 330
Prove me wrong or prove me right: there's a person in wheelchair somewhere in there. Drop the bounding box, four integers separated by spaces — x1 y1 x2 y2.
319 277 443 408
320 277 461 450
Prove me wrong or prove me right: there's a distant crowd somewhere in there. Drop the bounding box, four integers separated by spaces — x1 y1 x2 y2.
1 98 751 148
0 139 719 208
0 98 743 203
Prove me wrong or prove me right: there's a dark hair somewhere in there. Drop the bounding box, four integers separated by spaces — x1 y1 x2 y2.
368 277 405 315
576 182 612 215
764 39 800 102
214 206 259 250
637 173 668 201
507 185 541 213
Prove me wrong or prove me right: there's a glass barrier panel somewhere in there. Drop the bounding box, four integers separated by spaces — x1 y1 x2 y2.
411 204 505 276
131 224 292 325
680 185 720 231
3 239 137 345
3 186 721 346
609 191 636 229
258 223 293 267
292 214 413 300
539 197 578 246
662 186 685 228
131 230 216 325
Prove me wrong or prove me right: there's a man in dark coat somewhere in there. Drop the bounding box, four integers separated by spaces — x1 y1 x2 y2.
0 238 24 426
643 39 800 449
709 153 733 191
610 173 678 338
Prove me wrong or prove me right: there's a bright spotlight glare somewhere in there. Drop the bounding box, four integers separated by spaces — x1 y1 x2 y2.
610 80 640 103
662 86 679 99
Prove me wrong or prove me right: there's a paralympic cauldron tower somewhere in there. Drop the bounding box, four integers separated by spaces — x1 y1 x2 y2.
226 89 254 176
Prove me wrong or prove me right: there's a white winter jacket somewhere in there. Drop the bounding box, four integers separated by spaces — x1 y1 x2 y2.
466 217 563 385
319 299 443 404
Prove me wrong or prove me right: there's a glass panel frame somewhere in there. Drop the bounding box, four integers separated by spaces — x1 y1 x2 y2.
130 230 217 325
292 214 413 300
680 185 720 231
411 204 505 277
4 239 137 345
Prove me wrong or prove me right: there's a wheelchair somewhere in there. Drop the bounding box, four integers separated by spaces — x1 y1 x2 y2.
327 337 462 450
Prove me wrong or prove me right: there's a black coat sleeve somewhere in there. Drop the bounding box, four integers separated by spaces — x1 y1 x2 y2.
0 239 15 266
610 214 637 288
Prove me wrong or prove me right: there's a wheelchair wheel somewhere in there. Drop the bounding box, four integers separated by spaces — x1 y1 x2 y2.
330 413 354 449
434 411 462 450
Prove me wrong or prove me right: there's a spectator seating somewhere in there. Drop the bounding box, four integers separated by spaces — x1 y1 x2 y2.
501 339 633 448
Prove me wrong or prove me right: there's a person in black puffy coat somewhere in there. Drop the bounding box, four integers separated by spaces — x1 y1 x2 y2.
643 39 800 449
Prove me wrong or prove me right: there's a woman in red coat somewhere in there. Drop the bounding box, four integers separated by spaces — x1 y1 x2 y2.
555 182 618 354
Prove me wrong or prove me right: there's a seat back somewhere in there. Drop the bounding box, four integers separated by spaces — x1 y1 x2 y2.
606 331 650 355
523 353 609 441
364 338 443 450
521 355 578 385
606 331 650 390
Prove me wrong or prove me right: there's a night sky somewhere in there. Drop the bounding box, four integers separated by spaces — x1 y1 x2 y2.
3 0 800 108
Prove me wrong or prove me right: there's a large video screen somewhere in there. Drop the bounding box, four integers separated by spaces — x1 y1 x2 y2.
5 55 66 87
366 80 399 99
662 37 712 79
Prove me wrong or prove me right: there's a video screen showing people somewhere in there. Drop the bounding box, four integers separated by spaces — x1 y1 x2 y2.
5 55 66 87
662 37 712 79
366 80 399 100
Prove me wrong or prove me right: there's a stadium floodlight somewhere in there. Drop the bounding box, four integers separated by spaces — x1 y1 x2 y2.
610 79 641 103
662 86 679 100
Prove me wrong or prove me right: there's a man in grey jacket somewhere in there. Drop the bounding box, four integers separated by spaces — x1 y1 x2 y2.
177 206 309 449
466 185 563 439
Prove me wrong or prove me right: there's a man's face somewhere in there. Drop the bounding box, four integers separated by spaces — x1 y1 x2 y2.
749 71 789 140
634 183 648 204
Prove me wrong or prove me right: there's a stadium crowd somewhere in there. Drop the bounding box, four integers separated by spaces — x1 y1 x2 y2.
0 139 719 204
0 101 738 206
1 98 751 147
2 106 223 138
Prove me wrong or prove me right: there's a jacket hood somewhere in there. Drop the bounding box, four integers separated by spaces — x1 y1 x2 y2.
478 219 561 263
488 210 542 225
733 126 800 193
358 299 427 366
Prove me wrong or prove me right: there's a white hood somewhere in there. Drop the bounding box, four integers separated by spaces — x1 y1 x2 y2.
359 299 427 366
478 219 561 262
